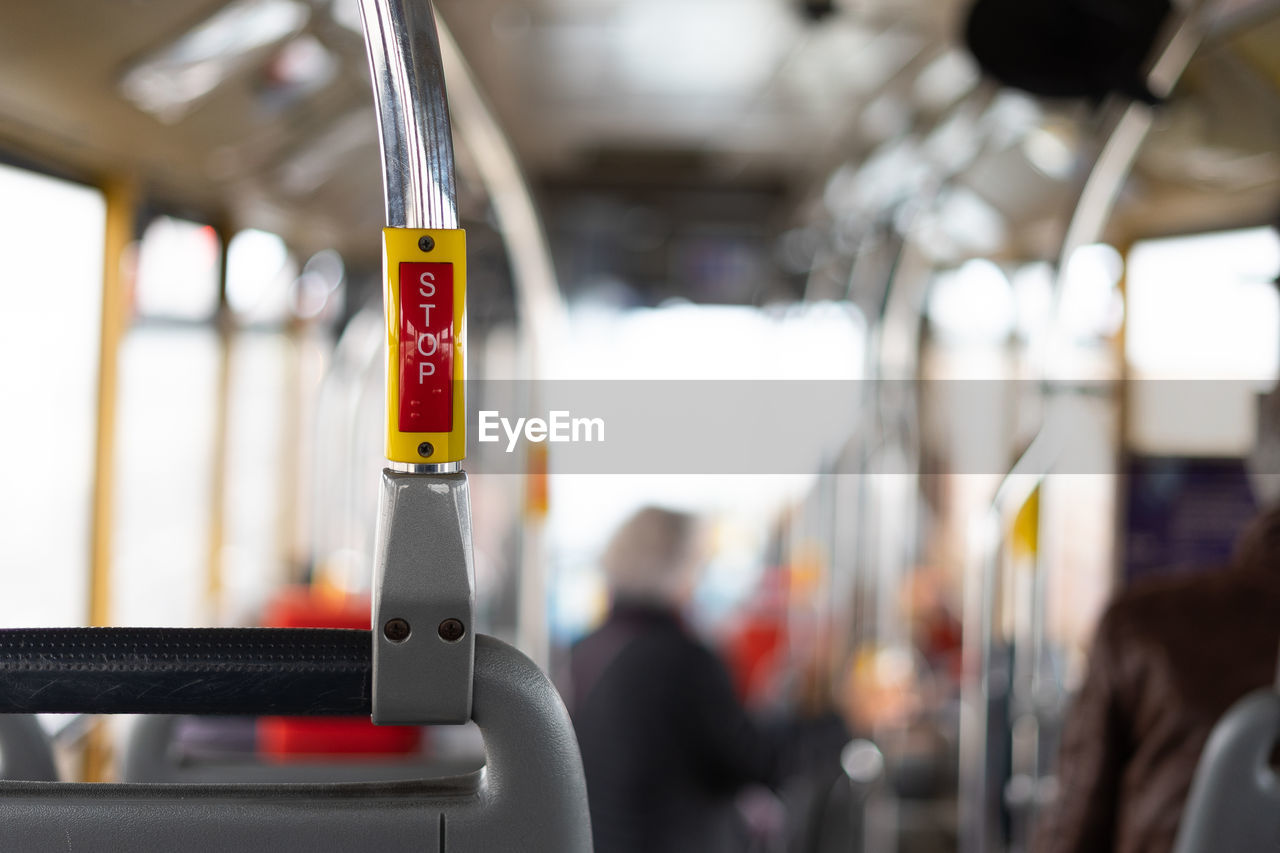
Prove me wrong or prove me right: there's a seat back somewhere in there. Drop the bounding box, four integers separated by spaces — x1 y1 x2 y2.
0 635 591 852
1173 689 1280 853
0 716 57 782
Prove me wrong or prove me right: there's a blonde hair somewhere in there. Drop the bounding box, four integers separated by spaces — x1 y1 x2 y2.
601 507 703 604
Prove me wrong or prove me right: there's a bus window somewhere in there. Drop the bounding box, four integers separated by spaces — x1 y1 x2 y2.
226 229 297 326
1127 227 1280 382
1127 227 1280 457
134 217 220 321
0 164 104 627
112 219 222 627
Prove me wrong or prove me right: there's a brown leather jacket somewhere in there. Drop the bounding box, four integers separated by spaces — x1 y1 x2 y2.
1035 563 1280 853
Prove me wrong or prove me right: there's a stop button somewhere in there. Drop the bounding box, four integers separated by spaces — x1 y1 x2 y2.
398 261 454 433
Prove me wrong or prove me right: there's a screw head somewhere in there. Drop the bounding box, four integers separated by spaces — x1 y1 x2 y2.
418 235 435 253
438 618 466 643
383 618 411 643
417 442 434 458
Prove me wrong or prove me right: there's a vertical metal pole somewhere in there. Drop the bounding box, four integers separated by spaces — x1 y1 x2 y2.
959 9 1208 849
1111 238 1134 588
435 22 567 669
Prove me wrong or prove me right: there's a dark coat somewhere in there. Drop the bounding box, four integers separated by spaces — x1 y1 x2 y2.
568 602 781 853
1035 564 1280 853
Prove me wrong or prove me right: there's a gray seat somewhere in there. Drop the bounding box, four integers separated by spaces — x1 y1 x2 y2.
0 635 591 852
0 716 57 782
122 715 483 784
1173 689 1280 853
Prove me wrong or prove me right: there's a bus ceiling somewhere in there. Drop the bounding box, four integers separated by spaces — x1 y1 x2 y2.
0 0 1277 270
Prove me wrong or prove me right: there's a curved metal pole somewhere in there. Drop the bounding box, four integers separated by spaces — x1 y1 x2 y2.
958 7 1209 852
355 1 566 669
867 238 930 653
436 18 568 670
435 24 567 362
356 0 457 230
843 224 906 659
308 305 384 592
1048 2 1206 354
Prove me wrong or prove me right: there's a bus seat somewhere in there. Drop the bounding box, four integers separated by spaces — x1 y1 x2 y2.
0 633 591 852
122 714 483 785
0 716 57 782
1173 689 1280 853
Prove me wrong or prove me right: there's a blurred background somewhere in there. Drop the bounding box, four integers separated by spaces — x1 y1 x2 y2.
0 0 1278 850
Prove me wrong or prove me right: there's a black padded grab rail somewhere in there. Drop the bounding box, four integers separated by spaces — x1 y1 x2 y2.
0 628 372 716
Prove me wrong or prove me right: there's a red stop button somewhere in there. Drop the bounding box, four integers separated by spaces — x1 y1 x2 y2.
398 262 454 433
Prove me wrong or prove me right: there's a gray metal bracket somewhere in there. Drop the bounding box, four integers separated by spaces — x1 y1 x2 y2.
371 471 475 724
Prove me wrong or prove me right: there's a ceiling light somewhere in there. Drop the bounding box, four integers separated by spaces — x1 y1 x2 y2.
277 111 376 196
913 50 980 111
927 259 1016 343
615 1 795 96
1023 124 1078 180
262 35 338 102
120 0 309 123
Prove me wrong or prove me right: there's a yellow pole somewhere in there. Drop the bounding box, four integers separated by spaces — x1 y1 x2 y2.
279 314 304 587
88 177 136 628
84 176 137 781
205 226 234 623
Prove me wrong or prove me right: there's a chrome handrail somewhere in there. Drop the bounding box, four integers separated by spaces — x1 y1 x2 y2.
354 1 566 669
356 0 458 230
958 5 1210 851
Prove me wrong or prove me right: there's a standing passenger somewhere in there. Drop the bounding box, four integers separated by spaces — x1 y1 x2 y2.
568 507 785 853
1035 505 1280 853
